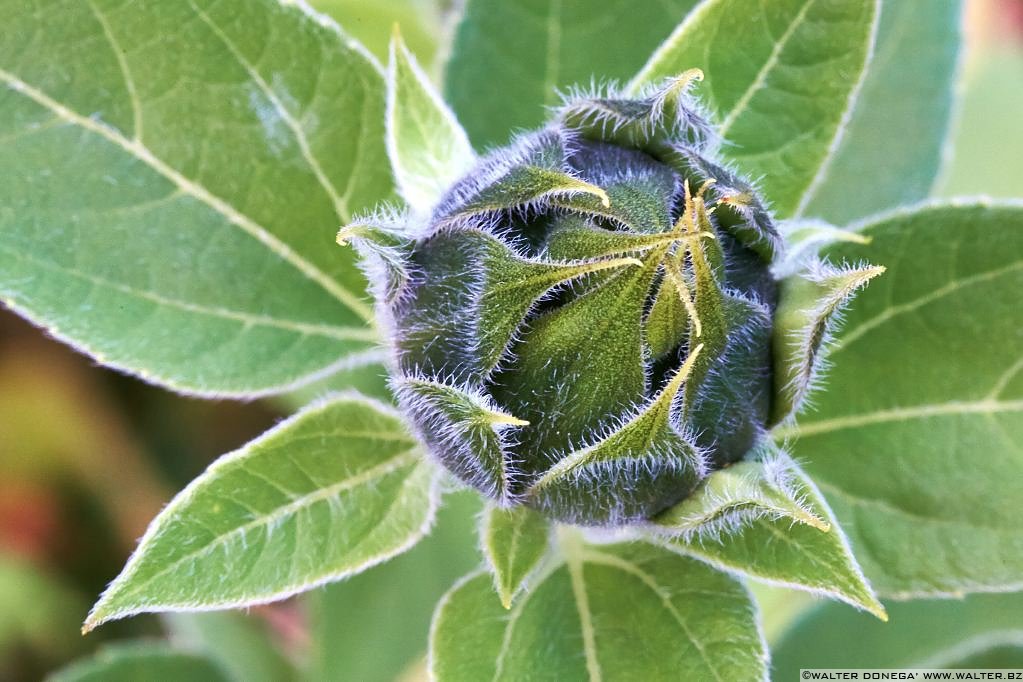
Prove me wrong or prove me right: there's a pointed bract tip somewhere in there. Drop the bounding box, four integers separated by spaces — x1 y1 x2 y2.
499 592 514 610
662 69 704 98
336 225 355 246
336 223 375 246
485 409 530 427
683 67 704 83
803 514 831 532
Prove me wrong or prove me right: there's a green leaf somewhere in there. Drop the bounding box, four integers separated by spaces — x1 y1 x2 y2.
430 535 766 681
387 32 474 213
773 592 1023 676
796 0 963 224
664 459 887 620
48 642 230 682
84 394 439 630
629 0 879 217
0 0 391 397
778 201 1023 597
481 504 552 609
445 0 701 148
165 611 296 682
306 490 482 682
651 459 827 534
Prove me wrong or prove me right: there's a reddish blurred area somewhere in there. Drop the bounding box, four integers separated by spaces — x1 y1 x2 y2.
991 0 1023 39
0 307 284 679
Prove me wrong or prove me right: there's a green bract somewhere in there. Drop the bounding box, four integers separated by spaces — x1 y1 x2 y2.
344 73 874 526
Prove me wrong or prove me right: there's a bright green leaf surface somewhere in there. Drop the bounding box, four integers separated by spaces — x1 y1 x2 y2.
773 592 1023 676
165 611 296 682
667 462 886 619
431 537 766 681
780 201 1023 597
85 394 438 630
0 0 391 396
306 490 482 682
630 0 878 217
482 504 551 609
387 33 474 213
48 642 229 682
798 0 962 224
445 0 700 149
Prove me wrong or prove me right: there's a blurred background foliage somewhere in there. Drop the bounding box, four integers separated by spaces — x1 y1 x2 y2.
0 0 1021 680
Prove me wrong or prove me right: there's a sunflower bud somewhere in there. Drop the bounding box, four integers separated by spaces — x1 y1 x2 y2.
344 74 842 526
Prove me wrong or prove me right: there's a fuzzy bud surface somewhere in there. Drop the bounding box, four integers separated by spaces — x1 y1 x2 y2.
350 73 788 525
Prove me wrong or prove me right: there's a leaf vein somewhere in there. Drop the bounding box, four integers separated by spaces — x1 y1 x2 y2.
0 67 373 321
186 0 352 222
833 258 1023 353
117 449 420 601
1 245 375 342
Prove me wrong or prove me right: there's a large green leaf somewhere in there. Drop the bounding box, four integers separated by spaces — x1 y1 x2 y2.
778 201 1023 597
431 535 767 681
773 592 1023 676
48 642 230 682
85 394 439 630
445 0 701 149
306 490 483 682
797 0 963 224
629 0 878 217
0 0 392 397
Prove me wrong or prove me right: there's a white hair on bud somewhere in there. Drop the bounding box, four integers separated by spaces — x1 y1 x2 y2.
392 372 526 504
